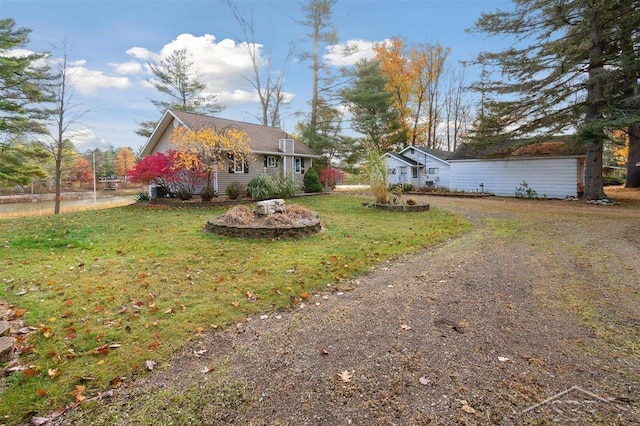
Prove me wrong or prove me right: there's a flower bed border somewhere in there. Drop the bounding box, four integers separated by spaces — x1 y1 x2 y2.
204 218 323 239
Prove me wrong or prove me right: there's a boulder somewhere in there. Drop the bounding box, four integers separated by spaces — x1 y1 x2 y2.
255 199 286 216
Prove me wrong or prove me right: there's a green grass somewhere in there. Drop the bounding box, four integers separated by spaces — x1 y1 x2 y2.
0 195 469 424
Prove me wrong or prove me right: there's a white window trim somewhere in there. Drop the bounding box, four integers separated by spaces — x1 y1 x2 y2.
266 156 278 168
234 158 245 173
428 167 439 175
399 166 407 175
294 157 302 174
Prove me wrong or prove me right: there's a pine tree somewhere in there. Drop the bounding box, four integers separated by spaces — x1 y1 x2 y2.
471 0 640 200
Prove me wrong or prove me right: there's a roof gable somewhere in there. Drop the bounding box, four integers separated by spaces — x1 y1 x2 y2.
384 152 419 166
140 109 318 158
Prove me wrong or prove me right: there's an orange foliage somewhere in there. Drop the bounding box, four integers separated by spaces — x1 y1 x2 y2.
171 126 254 181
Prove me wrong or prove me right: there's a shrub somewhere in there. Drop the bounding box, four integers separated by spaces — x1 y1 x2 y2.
135 192 150 203
263 213 294 227
174 187 194 201
515 181 537 199
248 174 278 200
200 185 215 202
219 205 254 225
319 168 344 189
603 175 625 186
303 168 323 193
286 204 318 221
226 181 246 200
272 175 298 198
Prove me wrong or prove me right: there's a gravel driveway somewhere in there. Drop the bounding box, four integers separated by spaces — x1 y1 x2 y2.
54 192 640 425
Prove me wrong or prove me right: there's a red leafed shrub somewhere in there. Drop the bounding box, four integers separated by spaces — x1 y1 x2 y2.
319 168 345 189
128 150 203 199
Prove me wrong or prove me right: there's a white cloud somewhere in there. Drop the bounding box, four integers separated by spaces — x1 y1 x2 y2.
124 33 273 107
126 46 155 61
68 66 132 95
70 128 109 151
324 39 383 67
109 61 142 75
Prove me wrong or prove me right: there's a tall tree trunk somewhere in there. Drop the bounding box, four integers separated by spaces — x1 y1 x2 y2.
626 125 640 187
582 1 606 200
54 154 62 214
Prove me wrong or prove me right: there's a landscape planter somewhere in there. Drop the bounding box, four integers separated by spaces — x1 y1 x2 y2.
205 218 323 239
362 202 430 212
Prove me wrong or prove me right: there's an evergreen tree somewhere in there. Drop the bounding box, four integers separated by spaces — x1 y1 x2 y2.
136 49 224 138
471 0 640 200
0 19 51 186
341 60 402 153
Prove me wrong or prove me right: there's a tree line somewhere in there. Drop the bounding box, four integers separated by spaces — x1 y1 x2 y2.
3 0 638 207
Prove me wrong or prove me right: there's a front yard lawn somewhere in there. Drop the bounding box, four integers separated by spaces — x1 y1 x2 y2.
0 195 469 424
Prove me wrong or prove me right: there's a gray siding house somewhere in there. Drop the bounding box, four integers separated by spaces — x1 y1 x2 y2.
140 109 319 196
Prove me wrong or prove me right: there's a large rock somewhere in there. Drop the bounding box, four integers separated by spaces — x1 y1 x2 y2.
255 199 286 216
0 336 14 363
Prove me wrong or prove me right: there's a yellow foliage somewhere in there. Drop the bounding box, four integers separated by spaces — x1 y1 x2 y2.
171 126 254 174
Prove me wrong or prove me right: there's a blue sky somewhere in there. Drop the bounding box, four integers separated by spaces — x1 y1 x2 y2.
1 0 512 153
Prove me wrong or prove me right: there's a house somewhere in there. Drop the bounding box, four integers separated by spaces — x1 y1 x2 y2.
384 146 452 189
140 109 319 196
447 138 587 198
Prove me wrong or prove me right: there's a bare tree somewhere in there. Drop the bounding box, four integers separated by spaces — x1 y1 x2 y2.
443 67 471 151
38 44 90 214
226 1 293 127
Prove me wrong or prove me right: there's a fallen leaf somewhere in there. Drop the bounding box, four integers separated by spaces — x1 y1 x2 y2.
48 368 59 378
145 360 156 371
400 324 412 331
110 376 123 388
419 376 431 385
194 327 204 333
193 349 207 357
200 366 214 374
300 291 309 300
70 385 86 402
337 370 352 383
35 389 47 397
497 356 510 362
462 404 475 414
30 417 50 426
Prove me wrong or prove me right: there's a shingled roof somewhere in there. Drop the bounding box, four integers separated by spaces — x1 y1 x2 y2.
448 137 587 160
141 109 318 157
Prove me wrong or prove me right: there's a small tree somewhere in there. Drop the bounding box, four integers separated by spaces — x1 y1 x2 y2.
114 147 137 187
71 156 92 189
365 150 390 204
171 125 254 192
303 168 323 193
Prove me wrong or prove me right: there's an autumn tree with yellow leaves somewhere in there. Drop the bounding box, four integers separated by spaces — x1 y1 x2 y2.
171 126 254 191
373 37 450 148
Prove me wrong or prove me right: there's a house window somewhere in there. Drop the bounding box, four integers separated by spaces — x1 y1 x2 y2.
400 166 407 175
412 167 418 179
294 157 305 174
234 158 245 173
387 168 396 175
428 167 439 175
228 154 249 174
266 156 278 168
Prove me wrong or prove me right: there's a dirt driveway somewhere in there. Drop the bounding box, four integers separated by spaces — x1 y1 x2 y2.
55 191 640 425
